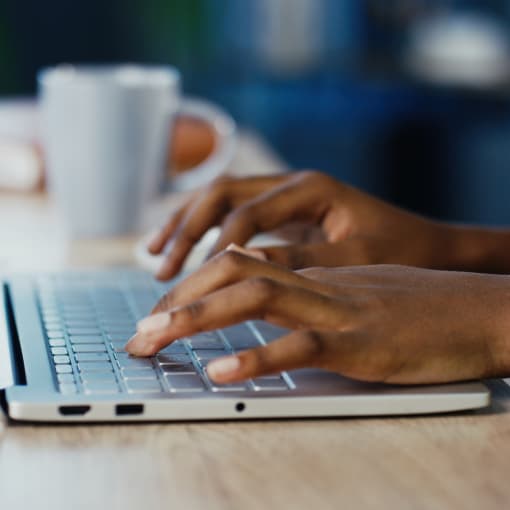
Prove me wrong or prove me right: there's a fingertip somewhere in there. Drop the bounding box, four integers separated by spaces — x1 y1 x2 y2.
124 334 154 357
147 243 161 255
146 230 164 254
155 260 177 281
206 356 242 383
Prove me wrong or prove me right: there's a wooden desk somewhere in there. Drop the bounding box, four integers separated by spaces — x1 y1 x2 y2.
1 140 510 510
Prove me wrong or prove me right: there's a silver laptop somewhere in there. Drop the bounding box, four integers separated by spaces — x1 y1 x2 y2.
0 270 490 422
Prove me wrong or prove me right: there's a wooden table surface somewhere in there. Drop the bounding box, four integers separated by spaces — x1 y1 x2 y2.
1 146 510 509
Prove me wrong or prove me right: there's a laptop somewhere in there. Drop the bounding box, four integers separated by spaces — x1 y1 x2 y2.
0 269 490 422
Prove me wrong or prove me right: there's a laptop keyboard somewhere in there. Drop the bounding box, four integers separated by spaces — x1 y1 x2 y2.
36 272 294 395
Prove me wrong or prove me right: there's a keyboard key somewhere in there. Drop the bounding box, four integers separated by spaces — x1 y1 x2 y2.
80 371 117 382
114 352 133 360
187 333 225 350
70 335 105 344
222 324 261 350
42 312 59 321
125 379 162 393
192 349 228 361
44 319 62 328
117 357 154 369
53 355 70 364
59 383 77 394
46 324 64 332
49 338 66 347
103 326 135 335
252 378 289 390
110 341 128 352
66 320 98 328
47 330 65 339
210 383 248 392
55 364 73 374
67 328 102 336
78 361 113 372
51 347 68 355
63 314 96 322
57 373 75 383
75 352 110 362
83 381 120 394
108 335 132 343
73 344 107 353
121 369 158 380
156 353 191 364
160 363 196 374
166 374 205 392
158 342 188 355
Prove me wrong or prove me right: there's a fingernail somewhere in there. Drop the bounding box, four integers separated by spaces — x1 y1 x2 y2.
155 260 172 280
137 312 171 334
147 229 161 249
124 334 150 356
207 356 241 380
226 243 267 262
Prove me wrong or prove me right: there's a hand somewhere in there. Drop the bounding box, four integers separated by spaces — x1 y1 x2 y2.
148 171 457 281
125 249 510 385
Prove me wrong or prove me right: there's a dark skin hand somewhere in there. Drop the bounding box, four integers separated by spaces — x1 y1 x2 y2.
126 249 510 385
148 171 510 281
134 170 510 384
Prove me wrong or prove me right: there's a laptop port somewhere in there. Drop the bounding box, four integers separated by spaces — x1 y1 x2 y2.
59 405 91 416
115 404 144 416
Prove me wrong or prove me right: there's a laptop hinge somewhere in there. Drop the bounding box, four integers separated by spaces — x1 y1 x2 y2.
0 283 26 390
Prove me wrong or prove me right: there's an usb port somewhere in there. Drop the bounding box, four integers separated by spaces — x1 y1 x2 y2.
115 404 144 416
59 405 91 416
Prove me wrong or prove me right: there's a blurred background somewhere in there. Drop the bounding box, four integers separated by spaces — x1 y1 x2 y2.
3 0 510 225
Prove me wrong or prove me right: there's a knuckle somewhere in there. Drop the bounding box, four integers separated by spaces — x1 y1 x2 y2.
297 169 331 186
175 227 201 246
243 347 270 375
156 291 174 311
224 204 253 226
286 248 309 269
247 276 279 301
299 331 327 363
217 249 247 273
176 301 206 325
207 175 231 196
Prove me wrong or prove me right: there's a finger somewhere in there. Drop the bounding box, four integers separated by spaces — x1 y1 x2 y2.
260 238 376 269
126 276 349 356
208 173 333 256
206 330 343 383
156 175 288 280
152 249 335 314
147 204 189 255
259 242 344 269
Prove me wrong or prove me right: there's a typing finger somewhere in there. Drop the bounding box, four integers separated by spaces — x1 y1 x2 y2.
126 277 351 356
156 175 287 280
152 248 335 314
206 330 352 383
147 204 189 255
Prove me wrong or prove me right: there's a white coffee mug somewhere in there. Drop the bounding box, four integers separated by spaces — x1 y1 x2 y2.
38 64 236 238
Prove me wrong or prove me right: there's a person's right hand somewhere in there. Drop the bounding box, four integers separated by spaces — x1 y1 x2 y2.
126 249 510 385
148 171 459 280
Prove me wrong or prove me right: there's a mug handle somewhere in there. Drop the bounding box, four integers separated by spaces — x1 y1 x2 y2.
168 97 237 192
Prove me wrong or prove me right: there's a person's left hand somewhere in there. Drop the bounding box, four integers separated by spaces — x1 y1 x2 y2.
125 248 510 385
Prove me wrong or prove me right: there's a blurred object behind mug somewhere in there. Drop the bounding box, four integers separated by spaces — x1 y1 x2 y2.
39 64 236 238
170 116 216 175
